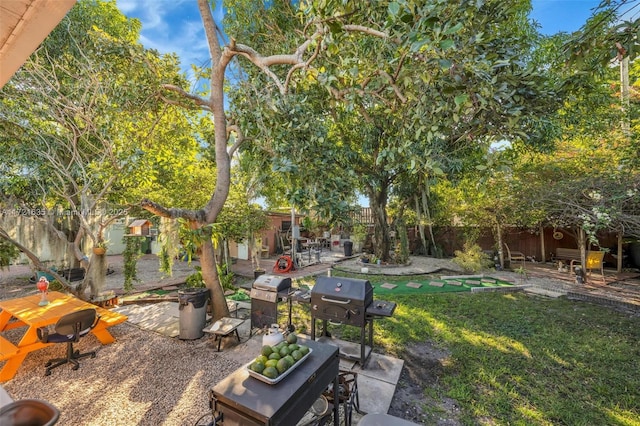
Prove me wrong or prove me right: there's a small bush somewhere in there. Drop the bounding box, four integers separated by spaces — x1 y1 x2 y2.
0 240 20 270
452 242 492 273
217 264 236 291
185 267 205 288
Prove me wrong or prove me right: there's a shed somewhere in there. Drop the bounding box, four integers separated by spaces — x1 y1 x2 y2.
127 219 152 236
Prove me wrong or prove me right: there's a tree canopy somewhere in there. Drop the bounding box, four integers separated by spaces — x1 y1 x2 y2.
0 0 204 297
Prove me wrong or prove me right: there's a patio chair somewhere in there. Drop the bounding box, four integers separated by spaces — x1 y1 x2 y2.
36 308 100 376
504 244 526 269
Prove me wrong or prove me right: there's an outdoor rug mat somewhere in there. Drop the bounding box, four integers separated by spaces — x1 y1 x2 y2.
371 276 515 295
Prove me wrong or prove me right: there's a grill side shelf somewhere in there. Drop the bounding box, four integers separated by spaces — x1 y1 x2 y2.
365 300 397 317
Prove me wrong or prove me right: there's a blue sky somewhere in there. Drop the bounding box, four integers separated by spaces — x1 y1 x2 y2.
116 0 639 78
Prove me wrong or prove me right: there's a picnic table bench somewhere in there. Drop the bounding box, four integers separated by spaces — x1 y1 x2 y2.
0 291 128 381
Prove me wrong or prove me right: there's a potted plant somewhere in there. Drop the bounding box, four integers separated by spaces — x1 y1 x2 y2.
93 240 109 255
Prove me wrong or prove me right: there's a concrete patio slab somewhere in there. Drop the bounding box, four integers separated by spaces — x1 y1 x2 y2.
113 301 181 337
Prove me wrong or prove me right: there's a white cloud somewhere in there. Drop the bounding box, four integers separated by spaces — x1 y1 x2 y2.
116 0 210 78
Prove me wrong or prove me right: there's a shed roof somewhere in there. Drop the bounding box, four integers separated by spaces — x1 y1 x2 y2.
128 219 152 227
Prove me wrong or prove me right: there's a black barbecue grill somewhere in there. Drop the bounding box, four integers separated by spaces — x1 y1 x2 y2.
311 276 373 327
310 276 396 366
250 274 292 330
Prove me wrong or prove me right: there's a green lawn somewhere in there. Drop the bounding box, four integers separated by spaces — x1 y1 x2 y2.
291 273 640 425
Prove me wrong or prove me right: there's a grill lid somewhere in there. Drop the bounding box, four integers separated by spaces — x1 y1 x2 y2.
312 276 373 303
252 274 292 293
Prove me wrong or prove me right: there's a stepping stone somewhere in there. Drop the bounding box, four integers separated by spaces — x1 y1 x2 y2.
447 280 462 286
380 283 397 290
406 282 422 289
466 279 482 285
429 281 445 287
481 278 497 284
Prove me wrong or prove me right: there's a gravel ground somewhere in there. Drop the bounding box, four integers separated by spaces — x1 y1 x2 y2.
1 256 226 426
2 323 240 426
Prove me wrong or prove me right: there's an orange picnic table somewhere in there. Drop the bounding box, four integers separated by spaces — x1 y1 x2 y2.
0 291 128 382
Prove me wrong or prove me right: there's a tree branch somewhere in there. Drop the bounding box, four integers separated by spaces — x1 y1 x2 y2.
140 198 204 222
227 124 245 157
161 84 211 111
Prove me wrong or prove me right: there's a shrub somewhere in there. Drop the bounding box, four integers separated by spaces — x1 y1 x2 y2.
0 240 20 270
452 242 492 273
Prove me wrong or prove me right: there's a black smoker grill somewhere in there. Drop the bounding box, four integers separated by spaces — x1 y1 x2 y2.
250 274 292 330
310 276 396 367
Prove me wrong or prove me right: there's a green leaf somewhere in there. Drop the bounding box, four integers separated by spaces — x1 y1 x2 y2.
388 2 400 16
410 39 430 52
440 39 455 50
454 94 469 107
444 22 463 35
439 59 452 70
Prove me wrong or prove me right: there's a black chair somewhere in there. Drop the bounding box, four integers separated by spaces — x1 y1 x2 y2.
36 308 100 376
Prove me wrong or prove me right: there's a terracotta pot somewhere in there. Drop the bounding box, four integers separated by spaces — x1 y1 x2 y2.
93 247 106 255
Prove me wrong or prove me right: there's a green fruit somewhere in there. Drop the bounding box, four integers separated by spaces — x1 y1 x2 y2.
276 358 289 374
265 359 278 368
250 362 265 373
271 346 280 354
279 346 290 357
268 352 281 360
286 333 298 344
256 355 268 365
291 350 303 361
298 345 309 355
263 366 279 379
276 341 287 350
288 344 299 351
284 355 295 366
261 345 273 357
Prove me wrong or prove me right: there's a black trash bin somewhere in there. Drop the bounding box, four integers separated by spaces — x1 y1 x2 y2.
344 240 353 257
178 288 209 340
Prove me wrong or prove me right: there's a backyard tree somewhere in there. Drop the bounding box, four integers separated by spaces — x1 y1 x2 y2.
225 0 561 262
141 0 419 317
0 0 202 298
510 9 640 276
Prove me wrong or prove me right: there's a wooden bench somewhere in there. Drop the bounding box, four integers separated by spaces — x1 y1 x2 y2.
555 248 581 262
0 336 19 362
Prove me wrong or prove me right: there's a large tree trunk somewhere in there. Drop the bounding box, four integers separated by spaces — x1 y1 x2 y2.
421 189 438 257
414 195 427 255
577 227 588 284
200 233 229 322
368 186 391 262
539 225 546 263
496 222 505 269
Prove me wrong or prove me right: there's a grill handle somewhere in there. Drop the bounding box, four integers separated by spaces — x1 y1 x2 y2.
320 296 352 305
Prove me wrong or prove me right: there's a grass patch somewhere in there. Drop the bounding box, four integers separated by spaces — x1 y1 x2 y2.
293 271 640 425
370 276 513 295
